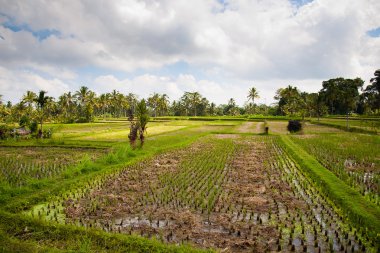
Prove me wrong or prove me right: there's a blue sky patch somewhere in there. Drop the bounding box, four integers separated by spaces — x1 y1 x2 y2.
367 27 380 38
290 0 313 8
1 14 60 41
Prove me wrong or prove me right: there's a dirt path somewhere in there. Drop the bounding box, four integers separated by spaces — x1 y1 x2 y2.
236 122 261 134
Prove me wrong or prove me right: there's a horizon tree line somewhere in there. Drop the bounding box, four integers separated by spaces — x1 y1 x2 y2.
0 70 379 130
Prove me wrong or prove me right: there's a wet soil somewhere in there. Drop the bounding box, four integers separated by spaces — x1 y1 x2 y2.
64 136 366 252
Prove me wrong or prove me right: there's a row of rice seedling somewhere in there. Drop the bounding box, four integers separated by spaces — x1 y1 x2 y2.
271 138 372 252
146 138 235 214
27 135 376 251
290 134 379 206
214 136 372 252
0 157 69 187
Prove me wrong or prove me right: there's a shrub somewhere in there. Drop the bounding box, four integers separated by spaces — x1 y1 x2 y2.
19 115 30 128
42 128 52 139
287 120 302 133
0 125 13 140
29 121 38 134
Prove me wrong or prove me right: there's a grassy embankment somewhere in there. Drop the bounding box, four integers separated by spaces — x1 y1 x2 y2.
279 135 380 248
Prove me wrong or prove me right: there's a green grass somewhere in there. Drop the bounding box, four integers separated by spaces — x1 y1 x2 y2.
310 118 380 134
290 134 380 199
279 135 380 246
0 211 210 253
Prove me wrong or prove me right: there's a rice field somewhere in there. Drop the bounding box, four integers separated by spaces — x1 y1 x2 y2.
0 119 379 252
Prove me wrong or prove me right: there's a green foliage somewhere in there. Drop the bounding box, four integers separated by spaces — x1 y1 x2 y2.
274 85 303 116
19 115 30 128
287 120 302 133
128 99 150 148
29 121 38 134
320 77 364 115
0 124 13 140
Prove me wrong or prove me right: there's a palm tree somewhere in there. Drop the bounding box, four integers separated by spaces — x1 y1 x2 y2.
75 86 90 106
97 93 110 118
85 91 97 121
158 94 170 116
227 98 239 115
247 87 260 104
136 99 149 147
74 86 95 121
110 90 119 117
147 93 160 117
182 92 202 116
126 93 138 115
22 91 37 113
34 90 51 138
58 92 75 121
209 102 216 116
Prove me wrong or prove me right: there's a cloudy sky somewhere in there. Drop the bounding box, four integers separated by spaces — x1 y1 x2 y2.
0 0 379 105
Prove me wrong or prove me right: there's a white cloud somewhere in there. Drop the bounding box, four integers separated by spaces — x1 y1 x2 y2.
0 0 379 104
93 73 249 105
0 67 70 102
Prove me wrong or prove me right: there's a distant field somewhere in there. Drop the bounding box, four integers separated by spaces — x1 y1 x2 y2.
310 118 380 134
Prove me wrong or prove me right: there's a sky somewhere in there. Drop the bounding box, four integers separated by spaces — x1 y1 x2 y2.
0 0 379 106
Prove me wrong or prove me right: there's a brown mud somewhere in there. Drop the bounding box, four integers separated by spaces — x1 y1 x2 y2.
64 136 365 252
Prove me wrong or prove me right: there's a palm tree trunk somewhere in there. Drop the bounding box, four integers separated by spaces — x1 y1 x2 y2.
39 117 43 139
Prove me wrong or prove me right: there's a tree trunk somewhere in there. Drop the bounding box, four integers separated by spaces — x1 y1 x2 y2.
39 118 43 139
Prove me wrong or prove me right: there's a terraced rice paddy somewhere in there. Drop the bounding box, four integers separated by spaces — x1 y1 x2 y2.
32 135 374 252
1 120 379 252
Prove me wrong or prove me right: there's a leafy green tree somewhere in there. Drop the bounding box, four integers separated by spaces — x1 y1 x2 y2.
274 85 302 116
362 69 380 113
319 78 363 115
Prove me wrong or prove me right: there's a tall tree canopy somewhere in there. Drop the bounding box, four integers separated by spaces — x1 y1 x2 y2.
362 69 380 113
319 77 363 115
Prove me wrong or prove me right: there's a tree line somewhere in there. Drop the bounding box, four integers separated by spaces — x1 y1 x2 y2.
0 70 379 128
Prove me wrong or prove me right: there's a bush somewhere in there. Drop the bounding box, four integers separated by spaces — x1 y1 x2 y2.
19 115 30 128
0 125 13 140
29 121 38 134
42 128 52 139
287 120 302 133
